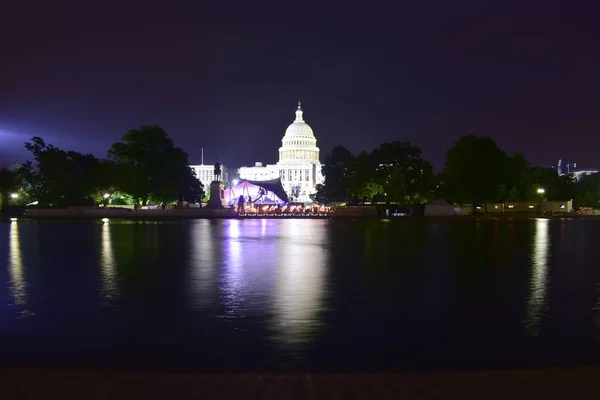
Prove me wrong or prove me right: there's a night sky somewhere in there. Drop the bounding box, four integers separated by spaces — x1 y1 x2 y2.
2 1 599 170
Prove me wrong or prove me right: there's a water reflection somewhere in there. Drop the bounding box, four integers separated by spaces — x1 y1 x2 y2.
188 221 218 310
525 218 550 336
221 220 246 318
100 222 119 304
270 221 328 349
8 221 27 305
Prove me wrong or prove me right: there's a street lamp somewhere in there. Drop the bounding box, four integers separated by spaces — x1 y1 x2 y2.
103 193 110 199
537 188 545 194
10 193 18 199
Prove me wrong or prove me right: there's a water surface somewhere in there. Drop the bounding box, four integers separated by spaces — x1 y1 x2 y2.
0 218 598 372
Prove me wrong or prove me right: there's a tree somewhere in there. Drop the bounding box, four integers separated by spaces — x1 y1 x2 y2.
575 173 600 199
316 146 357 202
369 141 434 205
356 181 384 201
108 125 201 205
524 184 545 201
89 160 127 206
507 186 521 201
506 153 529 197
0 167 21 213
583 191 597 208
442 134 510 204
20 137 103 207
178 166 204 203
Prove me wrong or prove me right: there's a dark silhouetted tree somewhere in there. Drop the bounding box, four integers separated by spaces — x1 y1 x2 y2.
442 134 510 204
108 125 202 205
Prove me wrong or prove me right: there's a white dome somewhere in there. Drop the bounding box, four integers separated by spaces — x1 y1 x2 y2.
283 102 314 138
284 121 314 138
278 101 320 164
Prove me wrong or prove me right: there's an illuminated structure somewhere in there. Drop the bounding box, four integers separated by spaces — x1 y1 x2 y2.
190 163 230 190
557 159 599 181
238 102 324 203
223 179 288 206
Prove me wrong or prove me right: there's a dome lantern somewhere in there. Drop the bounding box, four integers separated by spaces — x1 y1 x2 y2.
295 100 304 122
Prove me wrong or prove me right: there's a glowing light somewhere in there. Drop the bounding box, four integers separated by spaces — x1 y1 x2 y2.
525 218 550 336
10 193 18 199
232 179 239 185
101 218 109 223
10 217 17 222
537 188 545 194
103 193 110 199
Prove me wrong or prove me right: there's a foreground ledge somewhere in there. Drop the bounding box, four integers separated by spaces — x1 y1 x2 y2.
0 366 598 399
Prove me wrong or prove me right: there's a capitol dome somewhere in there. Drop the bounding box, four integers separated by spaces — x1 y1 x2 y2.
278 101 320 164
284 102 315 138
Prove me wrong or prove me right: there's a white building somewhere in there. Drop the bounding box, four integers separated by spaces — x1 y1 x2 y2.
557 159 599 181
238 102 324 203
189 164 230 191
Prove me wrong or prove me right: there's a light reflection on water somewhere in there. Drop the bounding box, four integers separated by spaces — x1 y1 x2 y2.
8 221 27 306
100 222 119 304
525 218 550 336
188 221 217 310
187 219 328 350
221 220 246 318
270 220 327 348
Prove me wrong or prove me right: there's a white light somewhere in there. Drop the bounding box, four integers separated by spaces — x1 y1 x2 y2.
10 217 17 222
102 218 109 223
232 179 239 185
10 193 18 199
537 188 545 194
103 193 110 199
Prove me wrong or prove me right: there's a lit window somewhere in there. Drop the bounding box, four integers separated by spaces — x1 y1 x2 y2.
508 204 514 209
494 205 499 209
528 205 534 209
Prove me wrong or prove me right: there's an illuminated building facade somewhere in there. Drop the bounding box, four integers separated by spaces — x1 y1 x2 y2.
557 159 599 181
238 102 324 203
189 164 230 190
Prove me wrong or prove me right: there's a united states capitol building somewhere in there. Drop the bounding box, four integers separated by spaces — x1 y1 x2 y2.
237 101 324 203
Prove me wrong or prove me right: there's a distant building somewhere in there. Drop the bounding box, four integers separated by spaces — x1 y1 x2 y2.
557 159 599 181
424 199 455 216
189 164 230 190
238 101 324 203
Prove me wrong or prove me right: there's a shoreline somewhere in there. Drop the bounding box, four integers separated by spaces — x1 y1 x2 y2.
4 210 600 221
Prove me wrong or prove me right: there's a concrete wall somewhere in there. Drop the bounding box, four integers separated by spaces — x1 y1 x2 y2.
332 205 378 218
424 205 455 216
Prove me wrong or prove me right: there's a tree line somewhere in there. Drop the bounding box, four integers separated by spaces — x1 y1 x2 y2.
1 125 203 211
314 134 600 208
